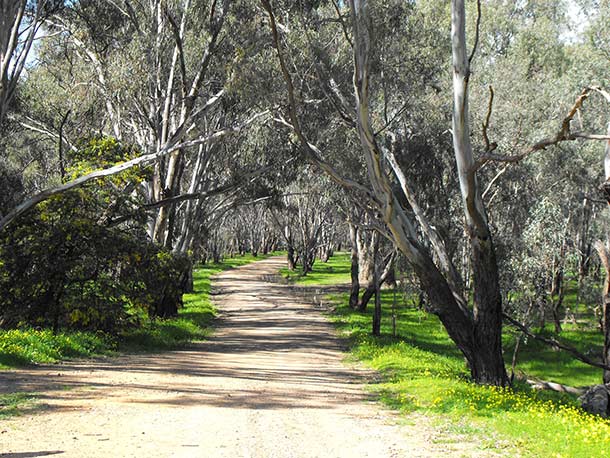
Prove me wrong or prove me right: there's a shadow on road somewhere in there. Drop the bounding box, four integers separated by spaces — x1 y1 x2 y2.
0 257 376 413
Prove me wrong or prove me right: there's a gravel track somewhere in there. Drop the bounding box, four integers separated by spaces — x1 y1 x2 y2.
0 257 491 458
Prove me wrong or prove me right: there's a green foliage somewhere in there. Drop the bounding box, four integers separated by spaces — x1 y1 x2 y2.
0 137 186 332
66 136 151 184
0 159 24 217
0 195 188 331
302 253 610 457
0 328 115 368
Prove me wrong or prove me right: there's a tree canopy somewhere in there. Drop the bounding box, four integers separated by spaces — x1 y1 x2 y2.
1 0 610 388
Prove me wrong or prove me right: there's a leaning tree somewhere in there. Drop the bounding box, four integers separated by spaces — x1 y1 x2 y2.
261 0 610 385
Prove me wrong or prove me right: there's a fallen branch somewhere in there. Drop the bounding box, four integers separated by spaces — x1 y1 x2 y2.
525 378 588 396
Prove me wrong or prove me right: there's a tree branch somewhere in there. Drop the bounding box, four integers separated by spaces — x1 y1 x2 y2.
0 110 268 231
474 87 605 169
261 0 374 203
468 0 482 66
503 313 610 372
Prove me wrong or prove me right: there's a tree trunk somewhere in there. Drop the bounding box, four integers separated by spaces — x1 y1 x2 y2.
449 0 508 386
604 291 610 385
266 0 508 385
467 234 508 385
372 242 381 336
595 122 610 383
578 197 592 282
359 250 395 312
595 241 610 383
287 244 296 270
301 249 311 275
349 223 360 309
180 261 194 294
357 227 374 285
550 268 564 333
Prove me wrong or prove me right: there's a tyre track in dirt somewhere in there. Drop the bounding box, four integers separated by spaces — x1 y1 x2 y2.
0 256 492 457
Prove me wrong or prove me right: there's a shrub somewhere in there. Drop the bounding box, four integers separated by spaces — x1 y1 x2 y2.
0 137 189 333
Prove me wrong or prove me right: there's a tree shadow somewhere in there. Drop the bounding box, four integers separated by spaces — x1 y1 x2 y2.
0 257 376 413
0 452 64 457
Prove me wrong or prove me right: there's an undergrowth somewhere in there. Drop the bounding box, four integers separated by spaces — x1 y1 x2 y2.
287 254 610 458
0 252 277 366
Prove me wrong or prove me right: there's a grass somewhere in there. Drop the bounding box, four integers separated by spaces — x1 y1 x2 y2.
0 251 277 418
504 325 602 387
286 254 610 458
502 278 603 387
0 252 277 366
0 393 38 419
279 252 352 285
0 329 114 369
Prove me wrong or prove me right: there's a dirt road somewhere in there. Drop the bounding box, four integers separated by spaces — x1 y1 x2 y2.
0 257 478 458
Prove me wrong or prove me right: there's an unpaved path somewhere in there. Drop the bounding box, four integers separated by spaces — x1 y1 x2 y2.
0 257 490 457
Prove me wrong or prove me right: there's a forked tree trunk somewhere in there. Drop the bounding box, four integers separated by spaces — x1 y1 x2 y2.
264 0 508 385
449 0 507 385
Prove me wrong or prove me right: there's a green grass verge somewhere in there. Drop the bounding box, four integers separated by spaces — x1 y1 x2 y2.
279 252 352 285
0 252 279 366
289 254 610 457
0 329 114 369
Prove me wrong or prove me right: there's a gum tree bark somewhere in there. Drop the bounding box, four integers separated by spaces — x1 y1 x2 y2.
0 0 48 126
347 0 507 384
263 0 510 384
449 0 507 385
348 222 360 309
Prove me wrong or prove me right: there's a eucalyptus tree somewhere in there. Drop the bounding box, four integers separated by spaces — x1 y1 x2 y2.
0 0 64 127
261 0 610 385
0 0 64 221
270 173 340 274
0 0 273 249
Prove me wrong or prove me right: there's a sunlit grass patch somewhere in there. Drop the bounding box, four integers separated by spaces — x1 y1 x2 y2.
335 297 610 457
504 325 602 387
0 329 115 368
308 253 610 457
279 252 352 285
0 392 38 418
